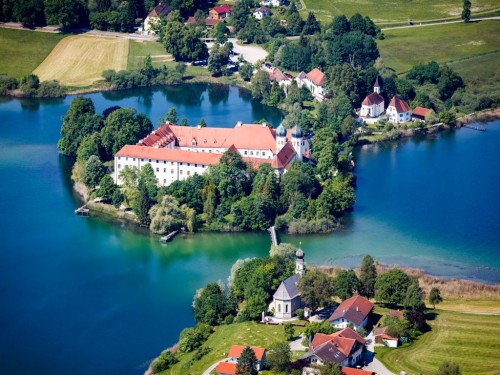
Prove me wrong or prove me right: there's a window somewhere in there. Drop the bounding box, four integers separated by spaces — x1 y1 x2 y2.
171 169 174 174
126 157 128 161
187 171 190 176
244 151 247 155
149 159 151 162
163 179 166 183
285 304 288 313
187 163 190 166
156 168 159 172
278 304 281 312
171 162 174 165
118 157 121 160
180 162 183 166
141 158 144 162
195 164 197 167
164 161 166 164
164 168 166 172
180 170 183 174
118 164 121 168
133 158 136 161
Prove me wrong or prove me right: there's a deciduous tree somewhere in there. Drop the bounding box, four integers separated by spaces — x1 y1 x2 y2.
375 268 411 305
267 341 291 371
298 268 333 312
334 269 360 300
83 155 105 188
428 287 443 309
359 255 377 298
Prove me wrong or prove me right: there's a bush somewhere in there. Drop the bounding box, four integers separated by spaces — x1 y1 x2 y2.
224 315 234 325
0 75 18 95
284 323 295 341
192 346 212 361
37 80 65 98
151 351 178 374
295 308 304 320
239 64 253 81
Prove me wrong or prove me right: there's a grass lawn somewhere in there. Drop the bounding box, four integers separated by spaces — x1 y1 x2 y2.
301 0 500 25
0 28 65 78
33 35 129 87
127 39 173 70
377 20 500 75
166 321 296 375
376 309 500 375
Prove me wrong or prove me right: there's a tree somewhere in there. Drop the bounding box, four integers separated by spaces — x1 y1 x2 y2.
437 65 464 100
320 362 342 375
239 64 253 81
404 279 425 311
149 195 184 234
193 282 234 325
330 15 350 35
438 361 462 375
165 107 178 123
375 268 411 305
19 74 40 96
284 323 295 341
208 43 230 77
236 346 258 375
136 180 153 226
151 351 178 373
267 341 291 372
82 155 105 188
251 69 271 101
96 174 118 202
179 117 188 126
302 12 320 35
359 255 377 298
298 269 333 312
462 0 471 22
13 0 46 28
428 287 443 309
270 243 298 261
44 0 89 28
76 133 101 162
334 269 360 300
198 118 207 127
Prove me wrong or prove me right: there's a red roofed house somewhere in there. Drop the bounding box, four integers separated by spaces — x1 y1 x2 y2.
216 361 237 375
114 121 310 186
412 106 431 122
296 68 325 100
341 367 375 375
373 326 399 348
228 345 266 370
328 295 374 331
387 95 411 124
300 328 365 367
360 78 384 118
186 16 222 28
209 4 231 20
144 2 171 35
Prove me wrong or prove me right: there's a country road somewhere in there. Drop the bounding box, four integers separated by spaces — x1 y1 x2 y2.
381 16 500 30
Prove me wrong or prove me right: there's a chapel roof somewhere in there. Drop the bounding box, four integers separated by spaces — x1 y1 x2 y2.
273 273 300 300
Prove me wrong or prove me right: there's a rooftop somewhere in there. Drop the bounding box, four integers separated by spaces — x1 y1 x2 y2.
328 295 374 327
306 68 325 86
389 95 411 113
228 345 266 361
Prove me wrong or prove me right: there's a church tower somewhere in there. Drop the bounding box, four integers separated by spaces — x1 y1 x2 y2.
295 248 305 276
275 123 287 153
291 125 304 160
374 77 381 94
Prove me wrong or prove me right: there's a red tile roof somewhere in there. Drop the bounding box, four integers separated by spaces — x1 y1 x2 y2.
228 345 266 361
212 4 231 14
329 295 374 327
206 18 222 26
116 144 223 165
388 95 411 113
306 68 325 86
342 367 374 375
362 92 384 106
148 3 170 17
412 106 430 117
216 362 237 375
269 67 289 82
388 309 403 320
243 157 272 169
306 328 365 364
272 141 296 169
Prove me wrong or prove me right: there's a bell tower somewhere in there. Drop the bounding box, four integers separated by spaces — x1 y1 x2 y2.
295 246 305 276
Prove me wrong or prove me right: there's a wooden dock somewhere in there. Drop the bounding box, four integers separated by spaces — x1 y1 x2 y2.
75 205 90 216
464 124 486 131
268 226 279 246
160 230 178 243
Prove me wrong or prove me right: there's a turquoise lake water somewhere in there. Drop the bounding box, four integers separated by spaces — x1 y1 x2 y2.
0 84 498 374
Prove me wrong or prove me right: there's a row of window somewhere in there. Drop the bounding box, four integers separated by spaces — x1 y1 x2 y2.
116 158 206 168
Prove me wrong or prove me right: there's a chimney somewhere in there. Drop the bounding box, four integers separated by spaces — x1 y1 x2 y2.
356 306 359 311
197 125 202 129
262 122 267 127
236 121 242 127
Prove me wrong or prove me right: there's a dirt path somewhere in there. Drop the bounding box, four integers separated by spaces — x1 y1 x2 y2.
382 16 500 30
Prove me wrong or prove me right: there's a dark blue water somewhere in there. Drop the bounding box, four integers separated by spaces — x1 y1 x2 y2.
0 85 498 375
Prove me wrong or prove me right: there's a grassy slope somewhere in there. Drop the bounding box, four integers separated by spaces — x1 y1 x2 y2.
376 309 500 375
33 35 129 87
377 20 500 75
301 0 500 24
0 28 65 78
127 39 173 70
166 321 294 374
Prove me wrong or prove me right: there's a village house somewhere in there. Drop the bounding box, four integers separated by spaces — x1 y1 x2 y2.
269 67 293 88
186 16 222 28
373 326 399 348
328 295 374 331
412 106 431 122
271 249 305 319
296 68 325 101
387 95 411 124
114 122 310 186
144 2 171 35
303 367 374 375
261 0 283 6
253 6 271 20
209 4 231 20
300 328 365 367
360 78 384 119
215 345 266 374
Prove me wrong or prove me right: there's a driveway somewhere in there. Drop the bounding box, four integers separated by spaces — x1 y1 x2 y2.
290 334 307 351
362 332 395 375
203 357 229 375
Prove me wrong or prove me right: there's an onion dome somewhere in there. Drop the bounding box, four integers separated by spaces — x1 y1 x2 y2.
276 123 287 137
296 249 304 259
291 125 303 138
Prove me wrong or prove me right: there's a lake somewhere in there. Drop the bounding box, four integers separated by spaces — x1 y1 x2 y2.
0 84 498 374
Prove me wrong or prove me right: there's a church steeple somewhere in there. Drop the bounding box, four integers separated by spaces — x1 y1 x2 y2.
295 245 305 276
374 77 381 94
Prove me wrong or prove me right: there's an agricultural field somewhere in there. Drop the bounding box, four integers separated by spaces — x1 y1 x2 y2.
127 39 173 70
300 0 500 25
377 20 500 80
376 309 500 375
34 35 129 87
166 321 295 375
0 28 65 79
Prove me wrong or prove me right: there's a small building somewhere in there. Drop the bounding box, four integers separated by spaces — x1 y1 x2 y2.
228 345 266 371
360 78 384 118
373 327 399 348
216 361 237 375
388 309 403 320
144 2 171 35
186 16 222 28
269 67 292 88
271 249 305 319
261 0 283 6
296 68 325 100
300 328 365 367
387 95 411 124
341 367 375 375
209 4 231 20
412 106 431 122
253 6 271 20
328 295 374 331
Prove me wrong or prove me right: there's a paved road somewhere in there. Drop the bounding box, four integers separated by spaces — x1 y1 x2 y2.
381 16 500 30
362 332 395 375
203 357 229 375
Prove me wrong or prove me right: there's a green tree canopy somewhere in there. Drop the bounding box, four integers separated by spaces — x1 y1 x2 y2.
298 268 333 312
266 341 291 372
359 255 377 298
404 279 425 311
428 287 443 309
334 269 360 300
193 282 235 325
82 155 106 188
149 195 184 234
236 346 258 375
375 268 411 305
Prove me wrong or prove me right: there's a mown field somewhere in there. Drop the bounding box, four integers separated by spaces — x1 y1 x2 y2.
301 0 500 25
377 20 500 80
127 39 173 70
0 28 65 78
376 309 500 375
165 321 295 375
34 35 129 87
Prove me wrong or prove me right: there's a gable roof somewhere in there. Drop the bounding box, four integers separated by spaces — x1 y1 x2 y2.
388 95 411 113
373 326 398 341
302 328 365 364
148 3 170 17
328 295 374 326
216 362 236 375
116 144 223 165
273 273 300 300
306 68 325 86
272 141 297 169
269 67 289 82
388 309 403 320
342 367 374 375
362 92 384 106
412 106 430 117
212 4 231 14
228 345 266 361
254 6 270 13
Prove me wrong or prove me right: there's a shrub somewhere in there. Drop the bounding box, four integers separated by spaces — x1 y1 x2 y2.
0 75 18 95
37 80 65 98
295 308 304 320
151 351 178 374
224 315 234 325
